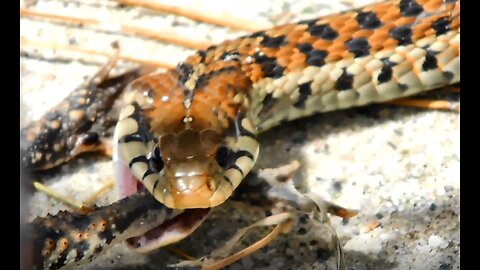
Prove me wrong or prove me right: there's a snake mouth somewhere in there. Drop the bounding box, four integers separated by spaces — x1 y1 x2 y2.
115 156 211 252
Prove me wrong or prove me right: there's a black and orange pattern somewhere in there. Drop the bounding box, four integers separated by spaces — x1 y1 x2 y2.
21 0 460 269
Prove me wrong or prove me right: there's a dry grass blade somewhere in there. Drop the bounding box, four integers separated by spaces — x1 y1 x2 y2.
21 38 175 69
118 0 271 32
20 8 211 50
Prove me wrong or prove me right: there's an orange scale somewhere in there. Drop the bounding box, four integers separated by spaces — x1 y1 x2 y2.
411 22 431 40
240 64 252 74
276 55 293 68
309 39 330 51
247 47 260 57
297 35 318 45
421 0 444 12
184 54 202 66
336 29 357 41
423 28 436 37
352 29 374 39
394 16 415 27
250 37 265 48
382 38 398 50
328 15 352 31
276 44 295 57
217 61 237 72
327 41 348 56
331 35 351 46
287 58 307 72
249 64 264 82
291 23 308 32
237 46 251 56
450 17 460 29
239 38 258 49
452 2 460 16
203 64 217 74
225 39 246 51
381 6 401 22
344 16 360 29
239 39 258 52
368 28 389 51
368 26 392 46
207 61 233 73
371 1 393 13
225 43 242 53
261 47 280 58
325 52 343 63
369 41 385 52
339 49 354 59
290 50 306 61
287 30 308 43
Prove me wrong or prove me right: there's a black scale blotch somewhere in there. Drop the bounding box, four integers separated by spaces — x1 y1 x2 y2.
260 35 287 48
252 52 284 78
307 23 339 40
297 43 313 54
297 43 328 67
377 58 397 84
399 0 424 17
389 26 413 46
293 82 312 109
177 62 193 85
356 11 383 29
346 38 371 58
309 50 328 67
335 69 354 91
431 17 451 36
422 50 439 71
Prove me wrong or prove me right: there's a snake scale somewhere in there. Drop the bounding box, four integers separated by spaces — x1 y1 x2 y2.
20 0 460 269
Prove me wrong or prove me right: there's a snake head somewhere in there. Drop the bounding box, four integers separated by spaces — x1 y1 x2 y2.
115 71 259 210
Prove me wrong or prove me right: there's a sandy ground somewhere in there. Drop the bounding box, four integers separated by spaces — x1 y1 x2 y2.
21 0 459 269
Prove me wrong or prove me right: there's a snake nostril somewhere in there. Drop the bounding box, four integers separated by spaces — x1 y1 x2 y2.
215 146 230 168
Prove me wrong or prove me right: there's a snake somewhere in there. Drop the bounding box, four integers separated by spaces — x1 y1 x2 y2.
20 0 460 269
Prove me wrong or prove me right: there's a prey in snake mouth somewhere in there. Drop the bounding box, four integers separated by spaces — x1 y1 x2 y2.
115 151 210 252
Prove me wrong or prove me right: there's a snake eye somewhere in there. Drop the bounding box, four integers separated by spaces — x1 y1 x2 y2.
215 146 230 168
149 146 164 172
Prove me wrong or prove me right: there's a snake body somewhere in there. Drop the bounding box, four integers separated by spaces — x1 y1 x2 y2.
116 0 459 209
21 0 460 269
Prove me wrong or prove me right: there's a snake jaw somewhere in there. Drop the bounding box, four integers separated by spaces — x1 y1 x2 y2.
169 173 217 208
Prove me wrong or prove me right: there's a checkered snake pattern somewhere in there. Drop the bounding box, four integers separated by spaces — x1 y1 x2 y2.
21 0 460 269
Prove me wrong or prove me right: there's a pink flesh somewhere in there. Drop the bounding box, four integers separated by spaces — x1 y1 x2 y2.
114 155 142 199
